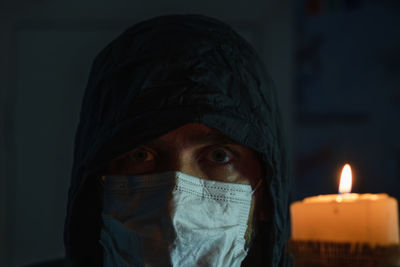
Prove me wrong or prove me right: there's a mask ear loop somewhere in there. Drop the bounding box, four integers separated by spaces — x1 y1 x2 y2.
251 179 263 194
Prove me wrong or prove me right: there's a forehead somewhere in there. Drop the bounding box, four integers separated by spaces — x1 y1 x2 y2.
149 123 238 147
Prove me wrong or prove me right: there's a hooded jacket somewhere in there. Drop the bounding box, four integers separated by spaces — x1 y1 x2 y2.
64 14 291 267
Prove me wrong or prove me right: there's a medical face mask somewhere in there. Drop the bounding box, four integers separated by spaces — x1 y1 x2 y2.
100 171 261 267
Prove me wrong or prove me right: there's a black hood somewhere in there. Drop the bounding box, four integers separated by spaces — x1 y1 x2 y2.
65 14 291 266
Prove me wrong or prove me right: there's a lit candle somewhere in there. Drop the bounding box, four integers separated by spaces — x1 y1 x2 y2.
291 164 399 245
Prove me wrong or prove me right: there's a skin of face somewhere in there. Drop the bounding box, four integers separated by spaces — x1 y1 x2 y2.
103 122 265 249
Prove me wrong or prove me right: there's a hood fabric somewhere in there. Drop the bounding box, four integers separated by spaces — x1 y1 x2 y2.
65 14 291 267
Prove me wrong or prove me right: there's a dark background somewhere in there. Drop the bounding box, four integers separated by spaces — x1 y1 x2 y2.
0 0 398 266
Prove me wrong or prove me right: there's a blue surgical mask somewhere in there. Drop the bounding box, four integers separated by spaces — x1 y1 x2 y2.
100 171 260 267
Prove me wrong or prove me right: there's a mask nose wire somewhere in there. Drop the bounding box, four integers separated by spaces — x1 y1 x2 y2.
188 173 260 197
251 179 263 194
100 173 262 194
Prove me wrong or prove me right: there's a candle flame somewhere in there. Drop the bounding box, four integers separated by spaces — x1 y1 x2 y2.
339 164 352 194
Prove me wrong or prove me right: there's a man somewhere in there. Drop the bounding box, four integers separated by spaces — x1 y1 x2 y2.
64 14 291 267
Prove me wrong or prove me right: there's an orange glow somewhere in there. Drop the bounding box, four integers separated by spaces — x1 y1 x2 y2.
339 164 352 194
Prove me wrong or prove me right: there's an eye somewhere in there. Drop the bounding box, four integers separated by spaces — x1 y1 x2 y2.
128 148 155 163
207 148 232 164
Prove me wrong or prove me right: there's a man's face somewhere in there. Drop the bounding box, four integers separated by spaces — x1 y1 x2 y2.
104 122 264 248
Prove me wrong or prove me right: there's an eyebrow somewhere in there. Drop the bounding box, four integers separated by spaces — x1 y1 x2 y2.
191 131 237 145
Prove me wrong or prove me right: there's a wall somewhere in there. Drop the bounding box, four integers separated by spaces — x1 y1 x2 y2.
293 0 400 201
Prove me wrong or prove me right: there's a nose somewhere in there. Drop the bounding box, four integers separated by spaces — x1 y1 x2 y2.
161 148 205 179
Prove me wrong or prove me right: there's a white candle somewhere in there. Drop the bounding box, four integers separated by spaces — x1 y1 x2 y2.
291 164 400 245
